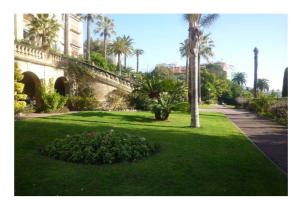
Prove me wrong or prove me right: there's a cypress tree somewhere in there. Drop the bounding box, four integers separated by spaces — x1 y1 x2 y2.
282 67 288 97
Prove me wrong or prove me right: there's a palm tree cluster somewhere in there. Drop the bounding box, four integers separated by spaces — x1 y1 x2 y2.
79 14 144 76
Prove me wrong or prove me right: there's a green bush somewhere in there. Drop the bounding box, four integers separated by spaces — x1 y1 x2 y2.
249 93 275 114
173 102 190 112
14 63 27 114
269 100 288 125
42 130 160 164
41 79 68 113
67 96 99 111
102 89 130 111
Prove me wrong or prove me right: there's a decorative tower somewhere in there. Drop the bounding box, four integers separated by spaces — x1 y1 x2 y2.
253 47 259 98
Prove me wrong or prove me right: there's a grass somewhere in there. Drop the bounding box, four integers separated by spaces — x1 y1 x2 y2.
15 111 287 196
199 104 217 109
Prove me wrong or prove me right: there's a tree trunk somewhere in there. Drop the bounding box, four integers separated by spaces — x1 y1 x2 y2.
86 15 91 60
136 54 139 72
189 24 200 128
185 55 189 85
198 52 201 104
253 47 258 98
104 34 107 59
117 54 121 75
188 60 192 104
124 54 127 69
64 14 69 56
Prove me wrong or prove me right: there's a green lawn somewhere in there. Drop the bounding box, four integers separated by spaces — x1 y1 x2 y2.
199 104 217 109
15 111 287 196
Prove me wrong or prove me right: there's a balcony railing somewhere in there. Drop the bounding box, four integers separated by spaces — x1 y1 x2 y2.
14 42 132 90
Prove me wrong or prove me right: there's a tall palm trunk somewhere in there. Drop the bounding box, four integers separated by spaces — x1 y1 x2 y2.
136 54 139 72
104 34 107 59
64 14 69 55
189 23 200 128
86 15 91 60
185 55 189 85
253 47 258 98
124 54 127 69
117 53 121 75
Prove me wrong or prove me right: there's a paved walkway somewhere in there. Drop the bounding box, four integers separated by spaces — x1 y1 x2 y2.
201 105 288 173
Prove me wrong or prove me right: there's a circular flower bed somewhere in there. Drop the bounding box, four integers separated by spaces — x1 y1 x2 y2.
42 130 160 164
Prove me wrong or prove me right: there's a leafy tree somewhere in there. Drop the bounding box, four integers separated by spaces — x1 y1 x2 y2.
206 63 226 79
14 63 27 114
90 51 116 72
94 15 116 59
232 72 246 86
198 33 215 103
152 65 175 80
26 14 60 50
257 78 269 93
282 67 288 97
79 14 98 60
134 49 144 72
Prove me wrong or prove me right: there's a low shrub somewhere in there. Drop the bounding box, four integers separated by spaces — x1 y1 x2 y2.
102 89 130 111
249 93 275 114
40 79 68 113
42 92 68 113
173 102 190 112
269 100 288 125
67 96 99 111
42 130 160 164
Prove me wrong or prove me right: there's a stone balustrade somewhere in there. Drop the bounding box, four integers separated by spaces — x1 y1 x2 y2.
14 42 132 91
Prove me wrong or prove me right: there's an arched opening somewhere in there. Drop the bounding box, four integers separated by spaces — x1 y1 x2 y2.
21 71 42 107
54 77 69 96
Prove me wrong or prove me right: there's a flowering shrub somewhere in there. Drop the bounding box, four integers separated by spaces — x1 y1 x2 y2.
42 130 160 164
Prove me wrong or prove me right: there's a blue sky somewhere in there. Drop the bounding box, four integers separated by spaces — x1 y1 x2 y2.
85 14 287 90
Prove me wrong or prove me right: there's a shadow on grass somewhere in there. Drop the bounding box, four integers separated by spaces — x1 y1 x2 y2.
68 111 156 123
15 117 288 196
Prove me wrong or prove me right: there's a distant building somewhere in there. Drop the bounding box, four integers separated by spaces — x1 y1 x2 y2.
213 62 233 80
164 61 233 80
14 14 84 57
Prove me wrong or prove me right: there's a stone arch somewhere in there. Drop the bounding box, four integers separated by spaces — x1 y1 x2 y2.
21 71 42 107
54 77 69 96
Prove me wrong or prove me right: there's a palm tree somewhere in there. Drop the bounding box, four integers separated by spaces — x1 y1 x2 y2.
179 39 189 85
134 49 144 72
111 37 126 75
198 33 215 103
121 35 134 69
257 78 269 93
79 14 98 60
184 14 219 128
232 72 247 86
27 14 60 50
64 14 69 55
253 47 259 97
94 15 116 60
